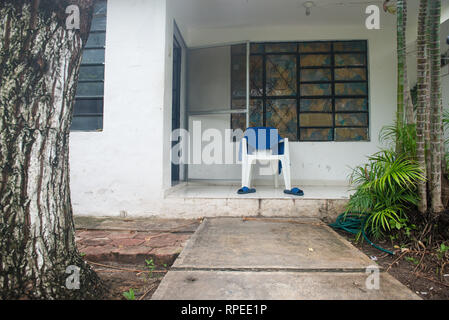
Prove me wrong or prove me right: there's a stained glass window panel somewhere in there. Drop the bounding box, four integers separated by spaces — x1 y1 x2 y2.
266 55 297 96
335 98 368 112
301 68 332 82
231 113 247 132
250 55 263 97
300 128 333 141
335 82 367 95
231 40 369 141
265 43 297 53
335 113 368 127
249 99 263 127
231 98 246 110
266 100 298 141
300 99 332 112
300 113 333 127
231 53 247 98
334 68 367 81
335 53 365 66
334 41 367 52
251 43 265 54
300 54 331 67
298 42 331 53
335 128 369 141
301 83 332 96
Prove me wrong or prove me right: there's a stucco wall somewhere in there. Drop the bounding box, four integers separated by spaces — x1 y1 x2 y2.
70 0 168 216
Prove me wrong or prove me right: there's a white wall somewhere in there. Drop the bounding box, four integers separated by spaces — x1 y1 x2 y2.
70 0 168 216
183 24 397 185
188 46 231 112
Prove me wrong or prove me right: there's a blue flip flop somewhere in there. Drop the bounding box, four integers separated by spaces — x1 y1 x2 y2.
237 186 256 194
284 187 304 196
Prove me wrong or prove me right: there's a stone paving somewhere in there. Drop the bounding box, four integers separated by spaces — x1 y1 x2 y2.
74 216 201 265
152 217 421 300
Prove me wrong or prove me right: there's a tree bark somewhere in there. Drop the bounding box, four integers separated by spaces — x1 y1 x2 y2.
428 0 444 215
0 0 104 299
396 0 406 153
416 0 428 214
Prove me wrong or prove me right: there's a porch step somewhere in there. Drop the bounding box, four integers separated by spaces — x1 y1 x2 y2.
162 199 348 222
162 185 350 221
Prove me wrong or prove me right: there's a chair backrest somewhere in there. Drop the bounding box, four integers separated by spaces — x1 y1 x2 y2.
244 127 282 152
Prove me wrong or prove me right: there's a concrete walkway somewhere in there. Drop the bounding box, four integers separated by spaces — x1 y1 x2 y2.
152 217 420 300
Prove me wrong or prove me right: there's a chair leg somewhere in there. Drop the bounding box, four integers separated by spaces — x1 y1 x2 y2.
271 160 279 188
241 161 247 188
247 160 255 188
281 158 291 190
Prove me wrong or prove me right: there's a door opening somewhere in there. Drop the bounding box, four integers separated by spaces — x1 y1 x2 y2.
171 37 182 186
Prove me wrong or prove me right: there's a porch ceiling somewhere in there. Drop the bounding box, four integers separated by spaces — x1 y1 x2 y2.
171 0 424 33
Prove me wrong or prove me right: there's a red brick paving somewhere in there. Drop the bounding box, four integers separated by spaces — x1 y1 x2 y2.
76 230 191 265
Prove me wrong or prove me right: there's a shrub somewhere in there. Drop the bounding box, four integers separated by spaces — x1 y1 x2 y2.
347 150 425 239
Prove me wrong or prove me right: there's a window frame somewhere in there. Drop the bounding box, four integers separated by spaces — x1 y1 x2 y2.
232 40 370 142
71 1 107 132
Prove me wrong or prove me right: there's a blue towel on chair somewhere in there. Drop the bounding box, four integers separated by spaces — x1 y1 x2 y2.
239 127 285 174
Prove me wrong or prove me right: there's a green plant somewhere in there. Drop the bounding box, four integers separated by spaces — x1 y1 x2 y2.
347 150 425 239
389 217 416 238
145 258 155 278
380 123 417 159
123 288 135 300
405 256 419 265
437 243 449 260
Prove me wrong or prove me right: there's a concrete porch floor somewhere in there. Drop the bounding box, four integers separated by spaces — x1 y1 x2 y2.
166 184 351 200
152 217 420 300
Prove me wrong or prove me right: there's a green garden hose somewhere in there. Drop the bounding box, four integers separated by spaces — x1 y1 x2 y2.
329 213 395 255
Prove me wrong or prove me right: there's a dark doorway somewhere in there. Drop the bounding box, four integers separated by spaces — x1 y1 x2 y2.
171 37 182 186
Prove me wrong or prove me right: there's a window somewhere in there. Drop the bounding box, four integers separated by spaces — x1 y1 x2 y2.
231 41 369 141
71 0 107 131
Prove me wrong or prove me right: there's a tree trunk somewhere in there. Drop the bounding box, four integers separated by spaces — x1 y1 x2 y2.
416 0 428 214
428 0 444 215
425 10 432 180
402 1 415 127
405 84 415 125
0 0 104 299
396 0 406 153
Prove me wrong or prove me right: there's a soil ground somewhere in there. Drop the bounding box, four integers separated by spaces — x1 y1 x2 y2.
91 262 167 300
335 230 449 300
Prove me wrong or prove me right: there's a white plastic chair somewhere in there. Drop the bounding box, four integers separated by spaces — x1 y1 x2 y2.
241 137 291 190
